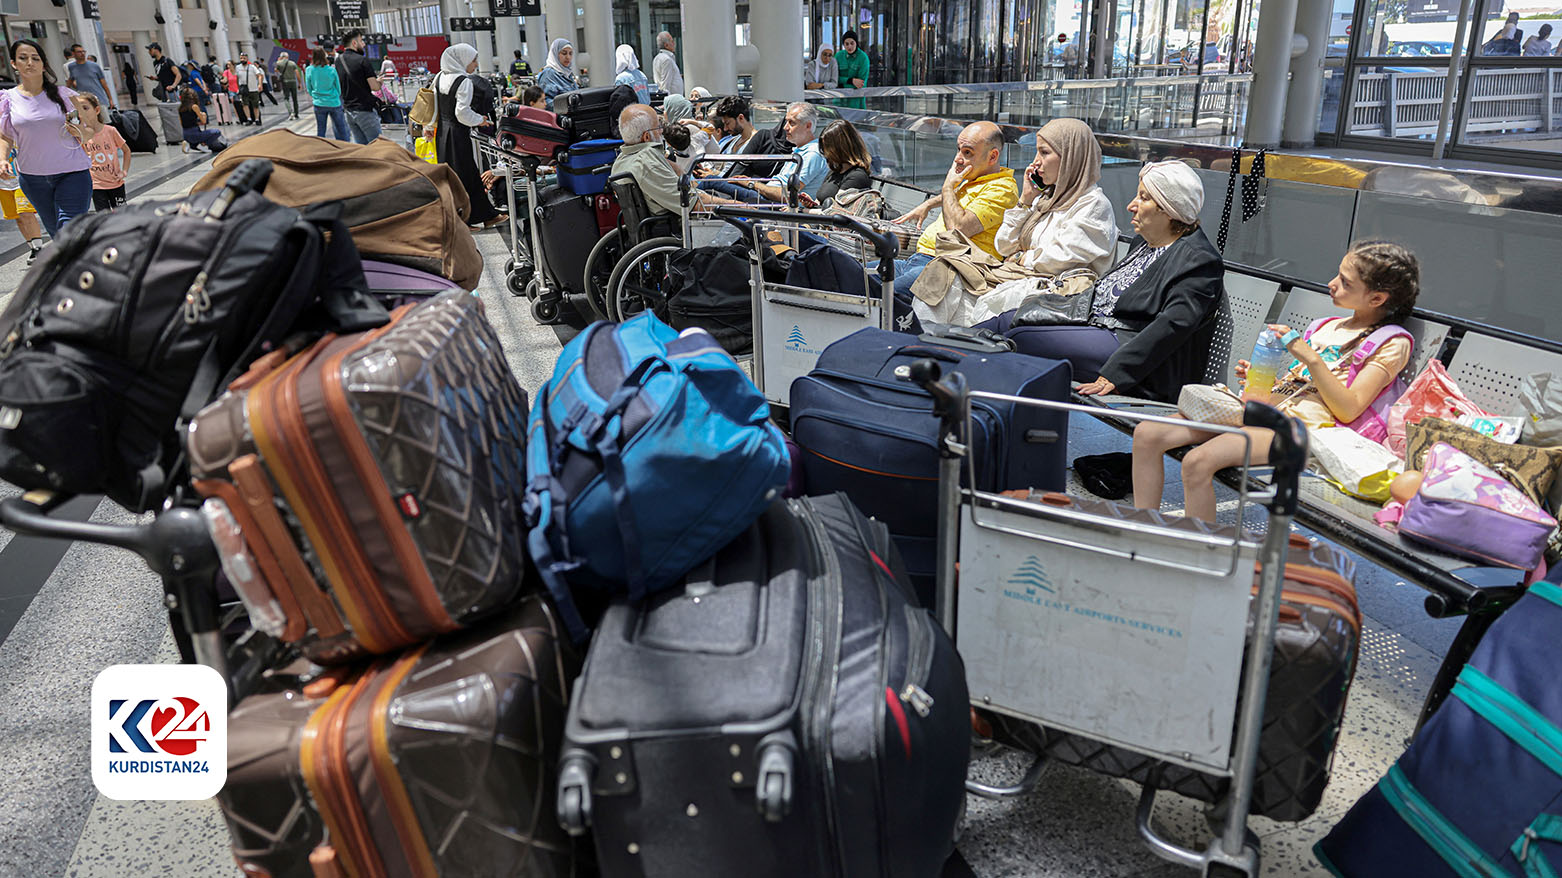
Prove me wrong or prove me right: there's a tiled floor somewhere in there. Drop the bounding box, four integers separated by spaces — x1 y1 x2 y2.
0 124 1466 877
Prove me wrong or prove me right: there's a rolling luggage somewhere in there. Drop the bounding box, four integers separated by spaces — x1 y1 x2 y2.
187 289 532 663
986 493 1362 822
110 108 159 153
555 493 969 878
1316 578 1562 876
788 327 1070 599
554 86 617 142
155 99 184 144
361 258 464 308
499 105 570 158
218 596 585 878
534 184 601 300
557 139 621 196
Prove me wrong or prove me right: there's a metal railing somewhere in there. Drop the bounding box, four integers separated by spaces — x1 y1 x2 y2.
1349 66 1562 138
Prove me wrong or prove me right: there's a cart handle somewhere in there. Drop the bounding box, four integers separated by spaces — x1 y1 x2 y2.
679 153 803 209
710 205 900 277
1242 401 1309 516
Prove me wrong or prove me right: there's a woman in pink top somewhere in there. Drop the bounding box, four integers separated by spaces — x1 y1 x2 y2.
0 39 91 237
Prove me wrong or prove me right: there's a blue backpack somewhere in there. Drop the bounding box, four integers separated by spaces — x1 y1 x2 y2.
524 313 790 639
1316 577 1562 877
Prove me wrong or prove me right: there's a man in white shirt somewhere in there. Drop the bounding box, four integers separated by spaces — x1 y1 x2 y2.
236 53 265 126
651 32 685 96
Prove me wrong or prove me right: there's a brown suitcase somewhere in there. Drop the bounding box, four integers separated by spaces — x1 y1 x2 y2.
984 491 1361 822
188 290 531 662
219 596 585 877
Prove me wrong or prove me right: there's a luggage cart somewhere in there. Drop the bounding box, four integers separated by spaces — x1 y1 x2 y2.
912 359 1311 878
474 133 570 324
714 206 900 411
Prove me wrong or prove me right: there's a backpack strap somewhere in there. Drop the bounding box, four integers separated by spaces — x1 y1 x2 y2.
1352 323 1413 365
1302 315 1336 341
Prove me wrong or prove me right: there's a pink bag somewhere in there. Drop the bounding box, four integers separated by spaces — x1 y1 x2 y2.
1384 359 1487 457
1400 442 1557 570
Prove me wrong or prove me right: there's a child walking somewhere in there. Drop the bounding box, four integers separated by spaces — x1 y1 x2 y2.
75 94 130 211
1131 241 1421 522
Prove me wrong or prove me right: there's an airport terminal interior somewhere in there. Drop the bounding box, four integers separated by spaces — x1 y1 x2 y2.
0 0 1559 876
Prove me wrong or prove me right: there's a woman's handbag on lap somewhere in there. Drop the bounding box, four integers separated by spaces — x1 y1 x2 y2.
1010 270 1100 327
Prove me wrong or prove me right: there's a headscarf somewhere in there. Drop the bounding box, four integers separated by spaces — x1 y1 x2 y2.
615 44 639 75
688 86 712 101
1138 159 1204 226
1014 118 1103 245
809 45 838 85
663 94 694 124
545 38 575 76
440 43 478 75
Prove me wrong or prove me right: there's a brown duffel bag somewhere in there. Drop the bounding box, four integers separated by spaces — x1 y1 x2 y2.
190 129 482 289
218 596 586 878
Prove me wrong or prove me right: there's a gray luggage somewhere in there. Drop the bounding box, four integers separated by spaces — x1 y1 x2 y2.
155 100 183 145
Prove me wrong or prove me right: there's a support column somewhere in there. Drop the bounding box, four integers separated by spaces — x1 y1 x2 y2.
544 0 576 48
257 0 275 42
496 16 523 79
291 3 305 39
231 0 256 58
208 0 234 66
1281 0 1331 146
468 0 495 74
1243 0 1300 147
581 0 613 90
679 0 735 94
637 0 653 79
525 13 547 69
156 0 188 62
37 20 67 75
749 0 801 103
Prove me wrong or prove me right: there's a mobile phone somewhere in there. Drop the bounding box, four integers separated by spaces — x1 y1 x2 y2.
1029 169 1045 188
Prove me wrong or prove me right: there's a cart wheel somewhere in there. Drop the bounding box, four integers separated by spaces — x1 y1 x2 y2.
507 272 529 296
504 256 516 276
524 277 540 301
607 236 682 323
581 228 622 322
531 298 560 324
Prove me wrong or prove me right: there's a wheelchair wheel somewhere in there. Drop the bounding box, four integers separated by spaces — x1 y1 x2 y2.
607 237 682 323
581 228 622 322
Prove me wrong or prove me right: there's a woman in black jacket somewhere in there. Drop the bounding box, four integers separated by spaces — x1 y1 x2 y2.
996 159 1224 402
814 120 873 205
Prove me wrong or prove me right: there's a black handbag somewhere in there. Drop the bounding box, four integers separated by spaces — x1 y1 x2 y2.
1010 269 1100 327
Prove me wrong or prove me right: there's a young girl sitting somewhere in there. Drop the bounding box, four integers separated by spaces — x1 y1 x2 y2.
1131 241 1420 522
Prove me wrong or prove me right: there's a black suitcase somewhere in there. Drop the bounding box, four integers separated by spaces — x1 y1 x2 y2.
556 493 969 878
554 86 617 142
534 183 600 304
789 328 1071 601
111 108 159 153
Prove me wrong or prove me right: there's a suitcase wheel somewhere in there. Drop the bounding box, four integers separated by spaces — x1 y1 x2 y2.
755 730 797 823
557 751 594 835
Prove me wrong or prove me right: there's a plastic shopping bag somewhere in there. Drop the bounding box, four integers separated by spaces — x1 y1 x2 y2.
1519 372 1562 447
1312 426 1405 503
1385 359 1487 457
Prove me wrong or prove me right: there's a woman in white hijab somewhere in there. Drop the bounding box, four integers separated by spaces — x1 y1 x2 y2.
538 37 577 108
614 44 650 104
435 43 504 228
992 159 1226 403
805 44 838 90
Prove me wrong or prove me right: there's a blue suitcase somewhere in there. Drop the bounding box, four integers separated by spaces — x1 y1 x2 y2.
788 328 1070 601
1315 577 1562 877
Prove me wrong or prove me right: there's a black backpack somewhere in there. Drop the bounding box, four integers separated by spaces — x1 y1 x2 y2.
0 159 387 511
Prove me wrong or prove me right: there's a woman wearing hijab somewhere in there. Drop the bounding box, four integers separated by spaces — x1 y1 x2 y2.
538 38 577 108
964 118 1118 323
614 44 650 103
435 43 504 229
804 44 838 90
995 159 1225 402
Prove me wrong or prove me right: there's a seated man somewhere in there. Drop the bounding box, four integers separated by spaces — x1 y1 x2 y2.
611 103 740 216
722 101 830 205
889 121 1018 297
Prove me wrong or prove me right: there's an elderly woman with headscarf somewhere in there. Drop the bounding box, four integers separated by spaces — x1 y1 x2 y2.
538 38 577 108
804 45 838 90
614 44 650 103
435 43 504 228
992 159 1225 402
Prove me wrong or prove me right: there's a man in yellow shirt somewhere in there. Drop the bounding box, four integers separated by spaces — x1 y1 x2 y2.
890 120 1018 297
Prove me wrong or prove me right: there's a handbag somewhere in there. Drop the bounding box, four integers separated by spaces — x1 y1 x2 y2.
1399 442 1557 570
1010 269 1102 327
409 87 437 128
1405 416 1562 508
1177 383 1246 426
1384 359 1486 457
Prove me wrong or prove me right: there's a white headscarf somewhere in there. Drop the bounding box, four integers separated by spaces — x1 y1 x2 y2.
688 86 712 101
440 43 478 75
1138 159 1205 225
546 38 575 76
809 45 838 85
615 44 639 76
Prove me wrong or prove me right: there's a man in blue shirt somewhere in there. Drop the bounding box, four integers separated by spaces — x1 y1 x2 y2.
732 101 829 205
66 44 115 121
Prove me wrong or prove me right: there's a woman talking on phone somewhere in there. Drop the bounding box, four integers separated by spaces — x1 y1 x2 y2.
0 39 92 237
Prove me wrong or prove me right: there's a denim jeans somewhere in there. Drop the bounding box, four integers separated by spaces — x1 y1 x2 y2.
699 179 765 203
19 169 93 238
315 105 349 141
890 252 935 298
345 108 382 144
183 127 226 150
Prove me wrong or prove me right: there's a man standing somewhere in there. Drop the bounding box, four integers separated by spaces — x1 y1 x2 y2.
651 31 684 96
145 42 181 102
274 52 302 120
509 49 529 81
236 53 265 126
122 59 140 106
66 45 114 120
335 29 384 144
889 120 1018 296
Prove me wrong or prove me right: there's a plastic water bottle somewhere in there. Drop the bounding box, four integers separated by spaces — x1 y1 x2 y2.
1243 329 1291 404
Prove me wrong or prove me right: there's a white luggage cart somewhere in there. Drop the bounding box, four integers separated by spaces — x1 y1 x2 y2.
710 205 902 411
911 360 1311 878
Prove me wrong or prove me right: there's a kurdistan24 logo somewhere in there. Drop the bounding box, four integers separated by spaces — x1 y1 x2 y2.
93 664 227 800
107 696 210 757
